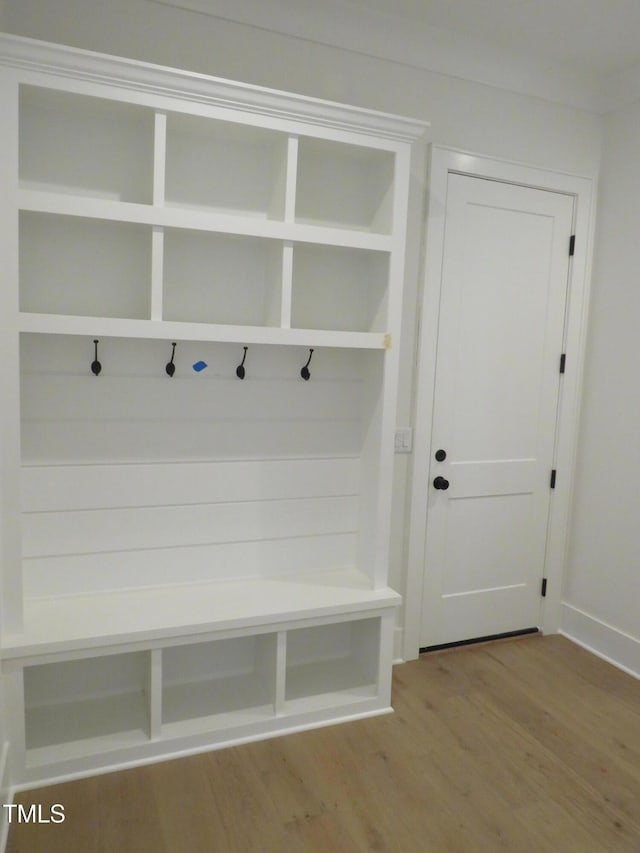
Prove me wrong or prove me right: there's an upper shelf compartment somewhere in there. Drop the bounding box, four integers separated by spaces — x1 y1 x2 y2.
19 212 151 319
164 113 289 220
295 138 395 235
19 86 154 204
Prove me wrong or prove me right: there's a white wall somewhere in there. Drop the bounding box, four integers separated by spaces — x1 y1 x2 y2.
0 0 604 649
563 99 640 676
1 0 602 173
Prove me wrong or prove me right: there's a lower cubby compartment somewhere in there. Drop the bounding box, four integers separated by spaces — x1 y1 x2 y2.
284 617 380 712
161 634 278 736
24 651 150 767
6 599 397 785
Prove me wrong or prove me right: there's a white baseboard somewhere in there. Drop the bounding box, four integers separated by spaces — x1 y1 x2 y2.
560 603 640 680
0 741 11 853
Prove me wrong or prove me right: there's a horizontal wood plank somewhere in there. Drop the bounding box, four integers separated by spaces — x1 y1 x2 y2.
21 420 362 462
23 496 357 557
21 373 362 422
22 533 358 597
21 457 359 512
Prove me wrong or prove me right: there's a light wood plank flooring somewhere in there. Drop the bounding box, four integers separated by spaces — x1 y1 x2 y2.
7 634 640 852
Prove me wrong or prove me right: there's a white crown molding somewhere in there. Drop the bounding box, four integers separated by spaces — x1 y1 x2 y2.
148 0 612 112
0 32 429 142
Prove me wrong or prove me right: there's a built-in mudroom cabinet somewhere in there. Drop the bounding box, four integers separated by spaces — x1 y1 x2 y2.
0 34 427 786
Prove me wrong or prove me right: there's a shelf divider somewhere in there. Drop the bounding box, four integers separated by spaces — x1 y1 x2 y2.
148 649 162 740
151 226 164 321
153 112 167 206
275 631 287 715
284 135 298 224
281 241 294 329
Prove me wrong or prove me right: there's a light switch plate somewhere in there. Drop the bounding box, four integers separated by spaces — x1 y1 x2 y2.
394 427 413 453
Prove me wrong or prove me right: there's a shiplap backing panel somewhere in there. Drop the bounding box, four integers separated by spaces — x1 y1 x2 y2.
21 457 359 512
21 458 359 594
19 335 367 596
23 534 357 597
21 420 360 462
20 375 361 461
23 496 357 557
21 374 361 422
20 335 365 463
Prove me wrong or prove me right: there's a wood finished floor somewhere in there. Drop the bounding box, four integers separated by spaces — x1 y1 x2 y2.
7 634 640 852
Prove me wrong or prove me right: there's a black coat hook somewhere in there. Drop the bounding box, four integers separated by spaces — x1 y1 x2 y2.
91 339 102 376
165 342 177 377
300 348 314 381
236 346 248 380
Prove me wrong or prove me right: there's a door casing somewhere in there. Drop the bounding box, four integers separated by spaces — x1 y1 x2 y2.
403 146 595 661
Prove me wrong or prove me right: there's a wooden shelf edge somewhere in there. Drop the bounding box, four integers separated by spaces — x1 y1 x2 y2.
18 314 388 349
2 571 401 661
18 190 394 251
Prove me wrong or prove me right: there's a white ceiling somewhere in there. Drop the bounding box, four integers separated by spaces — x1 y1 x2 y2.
151 0 640 111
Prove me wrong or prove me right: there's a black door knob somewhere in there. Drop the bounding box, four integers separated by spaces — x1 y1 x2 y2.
433 476 450 491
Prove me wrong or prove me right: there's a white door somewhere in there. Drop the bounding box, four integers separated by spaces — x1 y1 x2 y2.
420 173 574 648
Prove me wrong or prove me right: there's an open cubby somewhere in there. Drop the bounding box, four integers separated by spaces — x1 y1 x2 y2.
295 137 395 233
162 635 278 735
162 229 283 326
19 86 154 203
19 213 151 319
164 113 289 218
24 652 150 765
285 618 380 711
291 243 389 332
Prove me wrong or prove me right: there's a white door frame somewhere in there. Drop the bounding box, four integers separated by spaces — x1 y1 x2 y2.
403 146 596 660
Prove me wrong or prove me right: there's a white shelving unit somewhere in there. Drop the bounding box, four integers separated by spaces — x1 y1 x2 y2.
0 34 428 787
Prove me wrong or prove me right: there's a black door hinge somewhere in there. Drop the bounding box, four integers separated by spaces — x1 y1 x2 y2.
560 353 566 374
541 578 548 597
550 469 557 489
569 235 576 256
